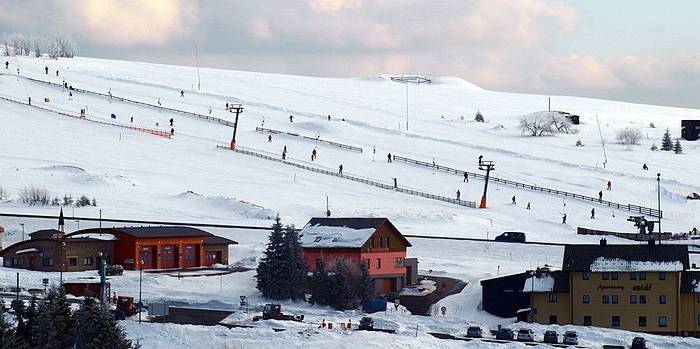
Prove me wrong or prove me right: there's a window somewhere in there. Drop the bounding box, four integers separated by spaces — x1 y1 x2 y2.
611 272 619 280
659 316 668 327
12 258 23 266
582 271 590 280
611 295 619 304
376 258 381 269
602 272 610 280
83 257 93 266
385 237 390 249
379 237 385 248
639 272 647 280
370 237 375 248
395 257 404 267
582 295 590 304
659 272 667 280
639 295 647 304
66 257 77 266
583 316 592 326
42 258 54 266
603 295 610 304
659 295 667 305
612 316 621 327
630 295 638 304
548 315 557 325
630 272 637 280
639 316 647 327
549 294 557 303
364 259 370 269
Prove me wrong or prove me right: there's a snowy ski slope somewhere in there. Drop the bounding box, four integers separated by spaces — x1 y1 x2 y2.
1 55 700 348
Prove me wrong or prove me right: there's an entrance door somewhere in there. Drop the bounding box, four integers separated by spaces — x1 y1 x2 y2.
160 245 177 269
182 244 200 268
405 266 413 285
205 251 222 266
382 278 397 293
139 246 156 269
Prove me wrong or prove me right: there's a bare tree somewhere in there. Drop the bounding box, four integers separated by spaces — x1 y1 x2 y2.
519 112 555 136
615 127 643 145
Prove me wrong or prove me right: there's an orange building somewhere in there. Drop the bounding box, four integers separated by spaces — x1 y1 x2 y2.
299 218 417 294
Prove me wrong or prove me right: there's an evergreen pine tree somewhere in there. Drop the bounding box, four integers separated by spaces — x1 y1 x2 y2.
10 299 26 345
0 302 24 349
35 288 74 349
674 139 683 154
310 259 329 305
256 216 285 299
74 297 138 349
22 296 37 347
474 110 485 122
357 261 374 302
661 128 673 151
331 259 356 310
282 225 307 300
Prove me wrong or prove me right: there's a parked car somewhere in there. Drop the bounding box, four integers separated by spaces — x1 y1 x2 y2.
516 328 535 342
466 326 483 338
495 327 515 340
631 336 647 349
543 330 559 343
563 331 578 345
495 231 526 243
99 264 124 276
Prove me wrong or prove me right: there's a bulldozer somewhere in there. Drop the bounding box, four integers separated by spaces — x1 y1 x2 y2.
253 304 304 322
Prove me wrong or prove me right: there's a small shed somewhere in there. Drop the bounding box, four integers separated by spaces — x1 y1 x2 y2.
681 120 700 141
480 272 531 318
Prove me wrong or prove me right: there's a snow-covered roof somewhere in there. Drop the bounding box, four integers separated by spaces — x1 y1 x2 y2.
68 233 119 241
15 247 39 254
590 257 684 272
299 224 376 248
522 275 555 292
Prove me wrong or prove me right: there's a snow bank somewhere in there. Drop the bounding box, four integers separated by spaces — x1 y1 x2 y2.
15 247 39 254
68 233 118 240
590 257 684 272
174 191 276 220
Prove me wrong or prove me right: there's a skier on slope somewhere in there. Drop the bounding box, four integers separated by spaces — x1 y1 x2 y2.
526 202 531 210
158 98 162 106
512 196 516 205
393 177 397 188
171 128 175 135
607 180 612 190
387 153 392 163
45 66 48 74
562 213 567 224
180 90 184 98
339 164 343 175
169 118 174 127
268 134 272 142
591 208 596 219
598 191 603 202
56 70 59 76
456 190 461 200
311 148 317 161
463 172 468 182
4 61 8 69
643 163 648 170
289 115 294 122
68 91 73 100
282 151 286 160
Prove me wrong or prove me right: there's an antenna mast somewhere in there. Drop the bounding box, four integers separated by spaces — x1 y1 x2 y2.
194 44 201 91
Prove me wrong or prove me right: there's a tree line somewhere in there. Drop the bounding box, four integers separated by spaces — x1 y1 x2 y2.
255 217 375 310
0 288 138 349
1 32 76 58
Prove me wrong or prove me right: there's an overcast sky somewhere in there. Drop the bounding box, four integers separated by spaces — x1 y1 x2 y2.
2 0 700 108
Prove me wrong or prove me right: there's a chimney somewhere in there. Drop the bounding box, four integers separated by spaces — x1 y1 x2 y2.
692 263 697 269
600 238 607 246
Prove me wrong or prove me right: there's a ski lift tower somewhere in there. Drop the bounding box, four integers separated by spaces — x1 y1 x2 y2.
228 104 244 150
390 75 431 131
478 155 495 208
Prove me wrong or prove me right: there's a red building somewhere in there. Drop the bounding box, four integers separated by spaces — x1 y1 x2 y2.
300 218 417 294
72 226 235 270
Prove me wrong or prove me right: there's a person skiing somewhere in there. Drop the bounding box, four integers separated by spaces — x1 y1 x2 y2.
268 134 272 142
607 180 612 190
130 116 134 123
387 153 392 163
338 164 343 175
393 177 397 188
591 208 596 219
169 118 174 126
463 172 468 182
643 163 649 170
327 115 331 121
562 213 567 224
225 102 229 109
456 190 461 201
180 90 184 98
108 89 112 99
282 151 286 160
68 91 73 100
283 145 287 154
170 128 175 135
4 61 7 69
289 115 294 122
158 98 162 106
598 191 603 202
511 196 516 205
156 122 159 127
45 66 48 74
28 96 31 105
526 202 531 210
55 70 59 76
311 148 317 161
64 82 68 88
209 107 212 115
111 113 116 119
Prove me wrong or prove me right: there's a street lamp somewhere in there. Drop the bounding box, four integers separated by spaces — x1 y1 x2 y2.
139 259 143 323
657 173 662 243
20 223 24 241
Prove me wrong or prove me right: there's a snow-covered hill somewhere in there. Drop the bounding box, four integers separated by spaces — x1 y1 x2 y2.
1 55 699 348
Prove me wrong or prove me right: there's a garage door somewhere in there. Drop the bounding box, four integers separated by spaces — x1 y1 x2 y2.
160 245 178 269
139 246 156 269
182 244 200 268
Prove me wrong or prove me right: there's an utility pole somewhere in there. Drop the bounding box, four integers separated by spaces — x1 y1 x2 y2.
139 259 143 323
596 115 608 168
20 223 24 241
478 155 495 208
99 252 106 308
390 76 431 131
657 173 662 243
99 209 102 235
229 104 244 150
326 195 331 217
548 97 551 112
194 44 201 92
